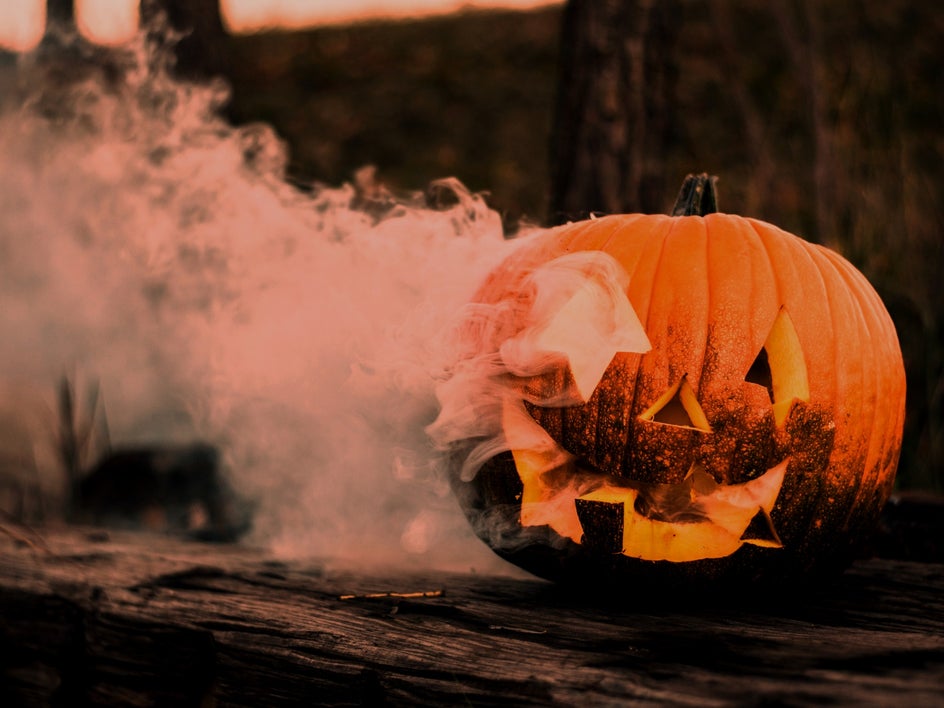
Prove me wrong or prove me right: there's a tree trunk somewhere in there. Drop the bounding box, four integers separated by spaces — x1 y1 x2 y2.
140 0 230 79
548 0 681 225
45 0 77 33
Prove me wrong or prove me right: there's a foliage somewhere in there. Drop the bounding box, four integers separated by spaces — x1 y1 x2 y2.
225 7 560 228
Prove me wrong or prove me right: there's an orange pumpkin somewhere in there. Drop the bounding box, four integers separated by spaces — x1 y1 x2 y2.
437 175 906 587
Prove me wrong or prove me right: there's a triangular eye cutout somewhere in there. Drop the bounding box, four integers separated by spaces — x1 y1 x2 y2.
745 348 774 402
639 376 712 432
746 308 810 427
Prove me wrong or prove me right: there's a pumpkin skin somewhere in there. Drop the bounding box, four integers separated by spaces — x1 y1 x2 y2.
443 201 906 588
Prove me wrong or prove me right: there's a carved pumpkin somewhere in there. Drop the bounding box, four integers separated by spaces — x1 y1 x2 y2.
433 175 906 587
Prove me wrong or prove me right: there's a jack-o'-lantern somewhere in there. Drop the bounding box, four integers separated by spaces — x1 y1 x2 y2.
431 174 906 587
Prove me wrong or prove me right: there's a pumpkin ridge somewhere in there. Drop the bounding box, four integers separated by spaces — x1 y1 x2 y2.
558 215 613 253
593 215 661 476
740 217 775 382
523 215 651 473
617 217 673 478
705 216 780 483
836 247 907 501
595 213 646 255
801 241 877 558
627 216 689 481
748 219 793 365
636 216 675 335
557 218 620 460
749 219 835 402
520 219 616 465
746 219 835 549
619 214 674 472
814 246 902 526
694 215 714 409
714 216 779 383
689 216 712 410
804 243 876 551
587 214 647 474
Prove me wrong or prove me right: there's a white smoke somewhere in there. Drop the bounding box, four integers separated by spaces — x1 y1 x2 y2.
426 251 651 484
0 27 534 572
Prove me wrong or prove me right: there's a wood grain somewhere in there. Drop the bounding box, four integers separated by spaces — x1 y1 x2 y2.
1 527 942 706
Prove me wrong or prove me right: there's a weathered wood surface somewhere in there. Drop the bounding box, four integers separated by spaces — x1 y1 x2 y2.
1 527 943 707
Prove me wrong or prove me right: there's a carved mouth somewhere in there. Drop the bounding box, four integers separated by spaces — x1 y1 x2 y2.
504 398 786 562
492 266 803 562
432 251 801 564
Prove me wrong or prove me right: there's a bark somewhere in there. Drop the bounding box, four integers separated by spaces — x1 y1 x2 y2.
45 0 77 32
710 0 777 218
140 0 230 79
1 527 942 706
771 0 838 247
548 0 681 224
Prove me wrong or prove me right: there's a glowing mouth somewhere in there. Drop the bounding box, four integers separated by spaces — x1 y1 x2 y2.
504 400 786 562
432 249 788 563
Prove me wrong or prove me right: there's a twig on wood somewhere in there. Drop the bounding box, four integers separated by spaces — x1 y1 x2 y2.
338 589 445 601
488 624 548 635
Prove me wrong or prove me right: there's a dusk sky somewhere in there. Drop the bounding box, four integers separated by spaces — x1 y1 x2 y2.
0 0 558 50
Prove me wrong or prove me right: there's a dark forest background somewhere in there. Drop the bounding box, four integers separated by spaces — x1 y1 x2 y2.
4 1 942 491
223 2 942 492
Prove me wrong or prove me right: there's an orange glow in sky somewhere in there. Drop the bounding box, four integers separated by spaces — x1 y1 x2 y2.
0 0 558 51
77 0 140 45
221 0 556 31
0 2 44 50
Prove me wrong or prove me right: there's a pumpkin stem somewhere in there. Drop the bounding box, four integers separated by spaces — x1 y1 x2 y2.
671 173 719 216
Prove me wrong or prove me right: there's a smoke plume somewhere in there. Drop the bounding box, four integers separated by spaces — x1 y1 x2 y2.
0 27 535 573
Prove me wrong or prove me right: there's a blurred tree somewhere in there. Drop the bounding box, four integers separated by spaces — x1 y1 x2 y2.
34 0 123 92
140 0 230 79
45 0 77 32
548 0 681 224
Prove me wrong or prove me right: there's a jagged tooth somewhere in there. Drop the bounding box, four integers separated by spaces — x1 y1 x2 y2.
574 496 624 554
739 506 783 548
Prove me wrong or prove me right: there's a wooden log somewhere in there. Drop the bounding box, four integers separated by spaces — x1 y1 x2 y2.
1 527 942 706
